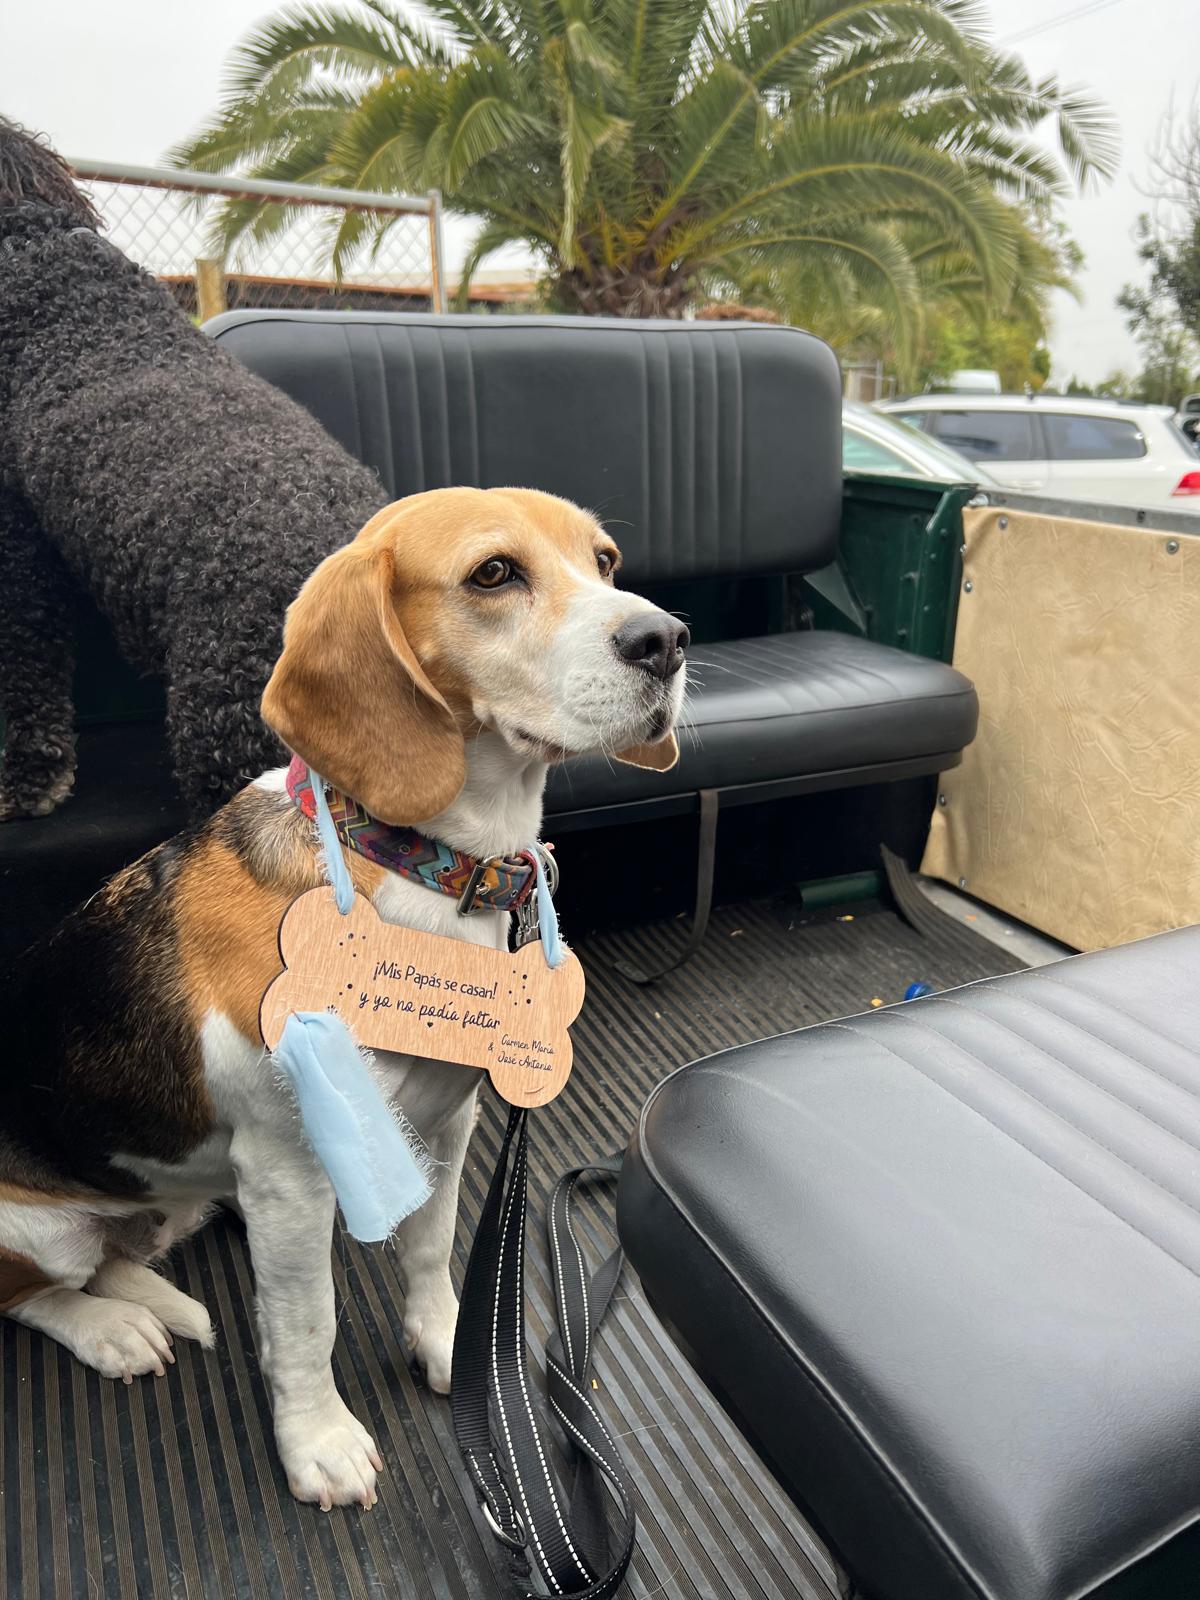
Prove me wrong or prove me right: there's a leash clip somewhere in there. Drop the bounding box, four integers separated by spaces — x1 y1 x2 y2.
536 841 559 899
513 844 558 949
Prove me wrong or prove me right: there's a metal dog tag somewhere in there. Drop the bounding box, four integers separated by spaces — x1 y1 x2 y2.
260 887 586 1106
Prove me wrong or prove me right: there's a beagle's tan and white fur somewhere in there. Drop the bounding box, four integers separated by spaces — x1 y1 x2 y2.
0 487 687 1510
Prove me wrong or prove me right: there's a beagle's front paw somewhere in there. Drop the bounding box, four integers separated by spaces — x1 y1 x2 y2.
276 1397 382 1510
69 1295 176 1382
89 1260 215 1350
403 1281 458 1394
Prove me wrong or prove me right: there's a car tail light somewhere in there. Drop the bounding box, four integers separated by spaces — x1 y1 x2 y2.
1172 470 1200 495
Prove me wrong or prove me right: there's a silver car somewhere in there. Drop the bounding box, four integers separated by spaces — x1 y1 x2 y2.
842 400 1000 486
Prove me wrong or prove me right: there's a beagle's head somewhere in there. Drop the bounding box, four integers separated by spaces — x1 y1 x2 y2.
262 487 688 825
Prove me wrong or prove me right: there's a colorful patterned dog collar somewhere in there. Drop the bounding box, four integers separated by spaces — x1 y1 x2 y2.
285 756 537 914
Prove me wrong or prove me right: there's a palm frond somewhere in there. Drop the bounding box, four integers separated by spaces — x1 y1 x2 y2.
222 4 409 102
175 0 1108 354
439 49 553 188
454 216 542 304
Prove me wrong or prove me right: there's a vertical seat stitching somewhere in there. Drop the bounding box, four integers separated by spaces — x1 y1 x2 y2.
661 332 673 581
823 1020 1200 1281
340 323 364 467
461 329 480 484
638 337 650 569
932 993 1200 1159
370 326 396 496
872 1012 1200 1221
403 328 425 492
968 984 1200 1108
1021 967 1200 1061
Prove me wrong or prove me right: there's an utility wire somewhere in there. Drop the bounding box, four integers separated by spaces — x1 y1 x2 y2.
997 0 1131 48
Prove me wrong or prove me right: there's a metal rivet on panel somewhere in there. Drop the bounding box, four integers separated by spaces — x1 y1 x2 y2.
958 877 968 889
998 516 1008 529
938 793 948 806
963 579 974 593
1166 539 1180 555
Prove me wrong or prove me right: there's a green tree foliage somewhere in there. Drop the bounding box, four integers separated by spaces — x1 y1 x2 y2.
1139 109 1200 339
904 216 1079 391
909 310 1051 392
173 0 1114 373
1116 280 1199 405
1116 109 1200 407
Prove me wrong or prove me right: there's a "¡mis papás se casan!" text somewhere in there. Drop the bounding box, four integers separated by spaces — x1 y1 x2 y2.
365 958 554 1071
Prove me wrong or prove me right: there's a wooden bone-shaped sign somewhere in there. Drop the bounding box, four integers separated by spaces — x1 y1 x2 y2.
260 887 586 1106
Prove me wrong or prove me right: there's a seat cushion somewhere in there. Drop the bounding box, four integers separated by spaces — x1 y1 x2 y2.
618 928 1200 1600
545 630 978 818
207 310 843 585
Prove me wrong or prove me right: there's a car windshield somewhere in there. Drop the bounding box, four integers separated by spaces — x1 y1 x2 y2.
843 426 916 474
845 406 995 483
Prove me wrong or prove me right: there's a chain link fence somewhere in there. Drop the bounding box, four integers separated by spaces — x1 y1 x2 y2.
70 160 446 320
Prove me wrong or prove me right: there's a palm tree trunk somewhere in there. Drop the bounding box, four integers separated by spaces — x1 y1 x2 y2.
551 263 693 317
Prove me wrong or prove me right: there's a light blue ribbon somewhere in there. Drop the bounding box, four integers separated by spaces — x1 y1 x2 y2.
532 845 566 968
272 1011 432 1242
278 774 430 1239
309 768 355 914
274 777 562 1240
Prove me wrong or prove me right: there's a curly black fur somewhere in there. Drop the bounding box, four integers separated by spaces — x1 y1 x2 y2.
0 120 387 819
0 485 77 818
0 118 99 225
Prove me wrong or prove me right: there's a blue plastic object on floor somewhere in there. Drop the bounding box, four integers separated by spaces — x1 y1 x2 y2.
904 982 935 1000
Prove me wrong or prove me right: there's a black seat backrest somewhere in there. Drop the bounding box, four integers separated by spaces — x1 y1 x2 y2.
207 311 842 585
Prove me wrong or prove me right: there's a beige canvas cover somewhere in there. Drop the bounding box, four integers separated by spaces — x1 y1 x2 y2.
921 504 1200 949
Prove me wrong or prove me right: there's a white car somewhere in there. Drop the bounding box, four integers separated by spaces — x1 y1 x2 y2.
842 400 1001 485
880 393 1200 511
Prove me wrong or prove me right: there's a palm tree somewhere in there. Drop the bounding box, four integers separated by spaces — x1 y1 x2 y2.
172 0 1116 368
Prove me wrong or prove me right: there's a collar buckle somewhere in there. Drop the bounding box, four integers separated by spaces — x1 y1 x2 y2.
456 860 488 917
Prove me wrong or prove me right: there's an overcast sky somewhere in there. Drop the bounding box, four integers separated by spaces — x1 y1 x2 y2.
1 0 1195 383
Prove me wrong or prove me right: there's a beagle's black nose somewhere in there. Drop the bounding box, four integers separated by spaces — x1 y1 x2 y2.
613 613 689 680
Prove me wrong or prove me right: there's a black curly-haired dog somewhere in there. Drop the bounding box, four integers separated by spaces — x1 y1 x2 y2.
0 119 387 820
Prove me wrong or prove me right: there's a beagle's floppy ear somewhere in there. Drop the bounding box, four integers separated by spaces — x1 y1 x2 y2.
262 541 466 825
615 732 680 772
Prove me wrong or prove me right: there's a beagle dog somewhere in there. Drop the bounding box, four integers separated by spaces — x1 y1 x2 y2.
0 487 687 1510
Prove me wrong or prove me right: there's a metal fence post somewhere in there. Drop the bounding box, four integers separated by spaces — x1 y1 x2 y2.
427 189 448 313
194 257 226 321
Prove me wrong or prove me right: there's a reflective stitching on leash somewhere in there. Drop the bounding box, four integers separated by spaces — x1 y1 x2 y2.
548 1398 621 1483
510 1161 592 1585
465 1447 518 1533
491 1154 560 1591
562 1175 590 1374
493 1139 591 1589
549 1357 622 1463
547 1192 576 1374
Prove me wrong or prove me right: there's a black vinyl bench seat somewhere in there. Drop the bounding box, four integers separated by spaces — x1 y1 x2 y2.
208 312 979 832
617 927 1200 1600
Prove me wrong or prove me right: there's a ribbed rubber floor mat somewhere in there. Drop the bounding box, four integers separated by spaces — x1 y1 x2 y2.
1 897 1020 1600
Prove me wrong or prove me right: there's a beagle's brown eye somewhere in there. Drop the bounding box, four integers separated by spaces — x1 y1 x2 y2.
596 550 616 578
470 557 516 590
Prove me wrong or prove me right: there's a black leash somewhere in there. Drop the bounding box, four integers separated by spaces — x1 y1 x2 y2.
452 1103 636 1598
